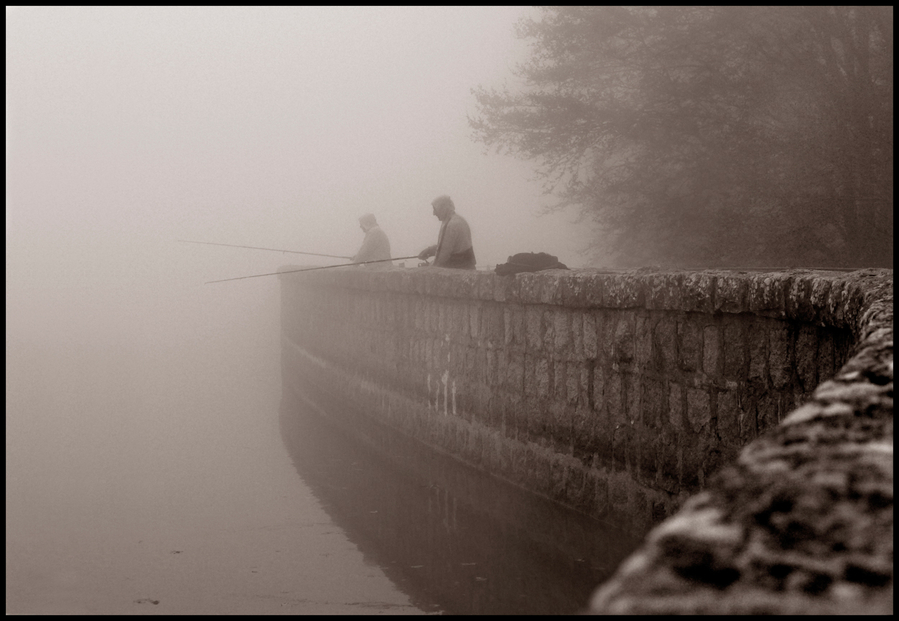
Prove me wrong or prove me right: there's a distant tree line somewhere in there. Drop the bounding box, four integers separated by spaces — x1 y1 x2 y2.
470 6 892 268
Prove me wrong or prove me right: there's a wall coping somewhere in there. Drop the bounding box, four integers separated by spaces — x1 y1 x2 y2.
280 266 891 339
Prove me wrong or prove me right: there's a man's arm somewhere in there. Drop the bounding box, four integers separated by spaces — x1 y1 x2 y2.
418 244 437 260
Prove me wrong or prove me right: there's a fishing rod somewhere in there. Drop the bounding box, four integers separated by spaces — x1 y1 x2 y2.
206 256 422 284
177 239 352 260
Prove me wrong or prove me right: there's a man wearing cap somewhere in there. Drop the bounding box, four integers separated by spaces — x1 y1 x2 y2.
353 213 392 268
417 195 476 269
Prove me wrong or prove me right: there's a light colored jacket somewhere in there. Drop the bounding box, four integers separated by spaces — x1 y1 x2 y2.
432 213 475 269
353 225 391 267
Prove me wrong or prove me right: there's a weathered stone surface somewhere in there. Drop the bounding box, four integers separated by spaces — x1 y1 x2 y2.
278 266 892 616
587 270 892 615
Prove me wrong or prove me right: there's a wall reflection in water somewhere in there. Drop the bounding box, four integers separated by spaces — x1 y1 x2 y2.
279 396 640 615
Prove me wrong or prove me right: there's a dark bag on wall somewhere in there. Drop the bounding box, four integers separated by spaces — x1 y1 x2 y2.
494 252 568 276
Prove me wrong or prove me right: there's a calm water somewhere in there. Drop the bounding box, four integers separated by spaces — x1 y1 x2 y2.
5 331 424 615
280 389 640 615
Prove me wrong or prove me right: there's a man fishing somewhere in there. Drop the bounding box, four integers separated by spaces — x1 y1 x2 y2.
417 195 476 269
353 213 392 268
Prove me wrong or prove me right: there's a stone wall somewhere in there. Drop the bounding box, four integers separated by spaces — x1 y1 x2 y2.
279 267 886 542
586 268 892 614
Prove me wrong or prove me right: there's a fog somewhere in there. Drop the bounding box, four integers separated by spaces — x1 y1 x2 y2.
7 6 596 614
7 6 592 347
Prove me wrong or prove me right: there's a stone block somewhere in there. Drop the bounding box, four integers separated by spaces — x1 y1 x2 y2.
756 390 779 433
567 362 582 405
467 304 479 340
578 363 590 408
747 321 767 381
648 272 685 310
515 399 535 443
703 325 721 376
748 273 788 318
552 402 573 455
506 351 524 394
825 279 850 327
553 310 572 358
591 472 609 516
679 437 705 489
635 314 652 367
768 324 792 389
536 358 551 399
571 312 584 360
686 388 711 433
613 311 636 363
716 389 740 446
526 305 543 352
592 363 605 412
583 312 599 360
542 310 556 353
606 372 624 426
653 318 676 371
538 273 562 305
654 429 680 493
559 273 587 307
428 300 440 333
492 271 514 302
637 432 659 483
624 373 641 424
817 332 836 383
809 276 834 326
523 354 536 398
524 398 547 446
504 304 524 350
593 410 613 466
677 319 701 372
516 272 540 305
603 273 646 308
681 272 716 313
715 274 749 313
641 379 664 429
571 405 593 458
553 359 566 399
668 382 683 430
486 349 497 387
786 275 816 322
599 311 616 361
451 303 465 338
723 323 746 379
583 273 606 307
795 325 818 392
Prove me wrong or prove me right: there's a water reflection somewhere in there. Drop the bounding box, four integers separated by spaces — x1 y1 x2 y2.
280 393 639 615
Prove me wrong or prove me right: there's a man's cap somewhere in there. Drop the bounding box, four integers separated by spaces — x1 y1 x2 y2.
359 213 377 227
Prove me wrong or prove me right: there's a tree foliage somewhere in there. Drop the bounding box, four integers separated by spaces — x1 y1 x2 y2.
470 7 892 267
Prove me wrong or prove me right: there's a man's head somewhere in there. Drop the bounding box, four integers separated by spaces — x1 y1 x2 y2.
431 195 455 221
359 213 377 232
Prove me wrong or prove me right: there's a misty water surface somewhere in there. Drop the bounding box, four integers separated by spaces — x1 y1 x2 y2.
5 290 425 615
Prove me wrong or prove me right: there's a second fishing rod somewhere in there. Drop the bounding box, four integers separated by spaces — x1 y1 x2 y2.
206 255 423 284
178 238 425 284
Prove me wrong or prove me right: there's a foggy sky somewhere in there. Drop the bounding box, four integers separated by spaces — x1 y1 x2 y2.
7 6 594 347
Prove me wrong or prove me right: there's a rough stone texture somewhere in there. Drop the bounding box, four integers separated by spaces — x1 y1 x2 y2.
587 269 892 614
279 266 892 614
